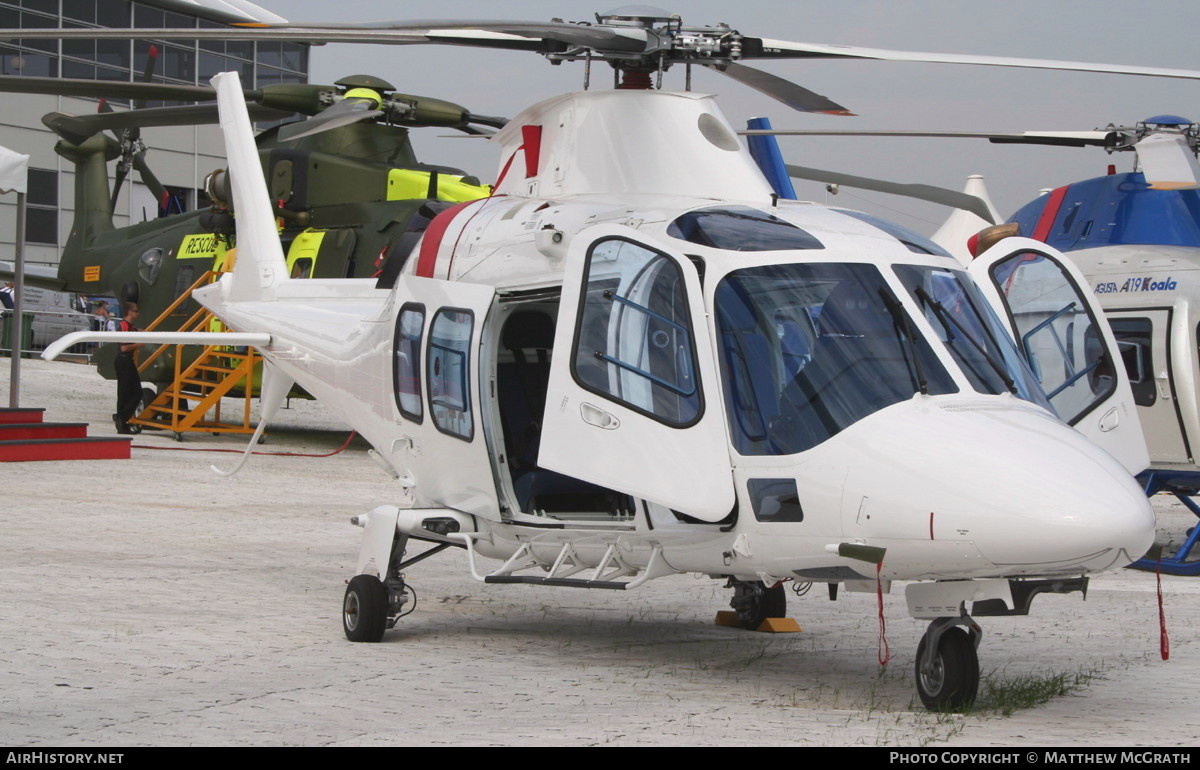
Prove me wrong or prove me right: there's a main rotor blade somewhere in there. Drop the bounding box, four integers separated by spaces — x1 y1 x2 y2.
465 112 509 129
42 104 298 143
786 164 997 223
701 62 854 115
131 154 168 208
0 23 631 52
0 74 223 102
275 98 380 142
742 128 1114 147
454 125 495 136
9 25 1200 81
746 37 1200 81
235 18 652 53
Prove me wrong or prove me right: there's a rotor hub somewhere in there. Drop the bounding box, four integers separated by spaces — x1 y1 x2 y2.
596 5 677 27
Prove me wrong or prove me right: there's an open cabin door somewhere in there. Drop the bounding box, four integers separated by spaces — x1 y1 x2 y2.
1106 308 1192 465
391 274 500 518
539 224 736 521
968 237 1149 474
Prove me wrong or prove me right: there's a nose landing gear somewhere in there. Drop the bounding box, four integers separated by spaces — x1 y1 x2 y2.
915 612 982 711
725 578 787 630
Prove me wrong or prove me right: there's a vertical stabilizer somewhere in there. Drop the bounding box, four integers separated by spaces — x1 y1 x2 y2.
211 71 288 301
931 174 1001 265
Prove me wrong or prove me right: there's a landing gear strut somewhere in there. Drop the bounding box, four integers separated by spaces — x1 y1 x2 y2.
726 578 786 630
915 612 982 711
342 532 420 642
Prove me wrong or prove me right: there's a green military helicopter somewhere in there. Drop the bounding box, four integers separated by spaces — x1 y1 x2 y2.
0 67 501 384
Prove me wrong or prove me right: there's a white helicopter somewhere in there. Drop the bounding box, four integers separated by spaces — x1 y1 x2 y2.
42 8 1200 710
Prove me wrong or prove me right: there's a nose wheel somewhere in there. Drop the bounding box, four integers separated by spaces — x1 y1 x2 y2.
915 615 981 711
343 574 390 642
726 578 787 630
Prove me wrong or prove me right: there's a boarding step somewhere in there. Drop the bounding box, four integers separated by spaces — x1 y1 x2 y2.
0 407 45 424
484 575 629 590
0 422 88 441
461 536 674 590
0 436 132 462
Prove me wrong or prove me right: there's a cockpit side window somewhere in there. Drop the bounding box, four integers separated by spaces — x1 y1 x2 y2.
989 252 1116 425
716 263 957 456
571 237 702 427
894 265 1050 410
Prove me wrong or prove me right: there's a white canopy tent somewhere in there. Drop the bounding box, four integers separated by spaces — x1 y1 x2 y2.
0 144 29 408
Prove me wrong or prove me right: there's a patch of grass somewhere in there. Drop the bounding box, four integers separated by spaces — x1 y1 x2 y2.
970 668 1103 717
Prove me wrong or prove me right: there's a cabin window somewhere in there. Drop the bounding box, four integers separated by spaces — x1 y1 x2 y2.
1110 317 1156 407
393 304 425 422
715 262 956 456
667 206 823 252
428 308 474 440
989 251 1116 425
572 237 702 427
894 265 1049 409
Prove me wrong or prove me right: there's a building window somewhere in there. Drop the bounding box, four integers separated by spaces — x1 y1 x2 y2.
25 168 57 246
0 3 59 77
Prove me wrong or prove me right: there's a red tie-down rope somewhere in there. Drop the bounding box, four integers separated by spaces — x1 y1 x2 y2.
1157 555 1170 661
877 560 892 666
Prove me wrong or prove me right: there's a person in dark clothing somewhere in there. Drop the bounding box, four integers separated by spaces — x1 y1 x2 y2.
113 302 143 435
0 281 13 310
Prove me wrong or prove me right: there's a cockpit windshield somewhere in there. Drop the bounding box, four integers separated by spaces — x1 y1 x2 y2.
716 262 958 455
893 265 1052 412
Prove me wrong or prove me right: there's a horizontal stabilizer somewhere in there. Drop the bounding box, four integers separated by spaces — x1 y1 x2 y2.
41 331 271 361
0 261 66 291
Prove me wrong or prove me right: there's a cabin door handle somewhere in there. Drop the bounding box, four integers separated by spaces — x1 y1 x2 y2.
580 402 620 430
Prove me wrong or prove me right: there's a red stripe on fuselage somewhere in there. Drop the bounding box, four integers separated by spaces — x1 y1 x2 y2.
521 125 542 178
414 200 485 278
1031 185 1070 242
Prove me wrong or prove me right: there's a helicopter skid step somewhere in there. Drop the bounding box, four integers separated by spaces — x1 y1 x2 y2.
455 533 675 590
484 575 630 590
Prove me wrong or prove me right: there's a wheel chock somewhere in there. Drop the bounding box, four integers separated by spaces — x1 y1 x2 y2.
757 617 801 633
714 611 802 632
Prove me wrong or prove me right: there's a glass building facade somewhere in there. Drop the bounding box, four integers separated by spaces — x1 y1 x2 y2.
0 1 308 253
0 1 307 94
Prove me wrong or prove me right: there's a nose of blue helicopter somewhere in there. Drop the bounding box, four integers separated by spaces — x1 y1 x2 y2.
838 397 1155 577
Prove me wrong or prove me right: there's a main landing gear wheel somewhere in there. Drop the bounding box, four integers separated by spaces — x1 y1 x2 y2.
343 574 389 642
915 626 979 711
727 579 786 630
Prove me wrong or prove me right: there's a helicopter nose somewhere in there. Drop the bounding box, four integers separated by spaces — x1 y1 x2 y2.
839 397 1155 576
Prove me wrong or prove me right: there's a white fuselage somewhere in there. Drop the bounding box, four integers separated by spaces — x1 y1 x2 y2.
194 83 1154 590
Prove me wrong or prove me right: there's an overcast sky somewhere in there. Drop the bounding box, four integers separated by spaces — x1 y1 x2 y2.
254 0 1200 235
